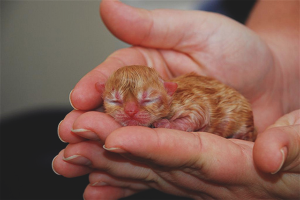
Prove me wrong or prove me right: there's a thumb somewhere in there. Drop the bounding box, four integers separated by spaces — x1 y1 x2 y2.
100 0 224 50
253 110 300 174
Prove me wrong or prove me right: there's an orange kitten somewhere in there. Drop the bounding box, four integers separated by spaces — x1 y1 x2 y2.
96 65 256 141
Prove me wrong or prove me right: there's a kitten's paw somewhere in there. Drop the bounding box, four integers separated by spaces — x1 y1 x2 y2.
232 130 257 141
153 118 196 132
153 119 172 129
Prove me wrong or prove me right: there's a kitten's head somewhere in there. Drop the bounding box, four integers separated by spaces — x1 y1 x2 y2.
97 65 177 127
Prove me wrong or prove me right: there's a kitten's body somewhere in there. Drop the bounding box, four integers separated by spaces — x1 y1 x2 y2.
99 65 256 141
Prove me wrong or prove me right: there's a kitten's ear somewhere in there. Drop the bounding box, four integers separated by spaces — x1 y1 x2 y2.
164 82 178 96
95 82 106 94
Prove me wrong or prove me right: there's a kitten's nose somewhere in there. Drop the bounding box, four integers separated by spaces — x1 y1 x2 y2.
124 101 139 117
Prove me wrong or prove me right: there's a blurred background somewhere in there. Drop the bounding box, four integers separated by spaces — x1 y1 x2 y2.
1 1 200 199
1 0 255 199
1 0 200 121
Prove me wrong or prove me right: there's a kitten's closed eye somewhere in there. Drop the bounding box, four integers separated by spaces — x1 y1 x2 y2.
105 98 123 106
140 98 160 106
137 90 161 106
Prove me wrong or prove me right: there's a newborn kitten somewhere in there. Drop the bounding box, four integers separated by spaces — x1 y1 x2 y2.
97 65 256 141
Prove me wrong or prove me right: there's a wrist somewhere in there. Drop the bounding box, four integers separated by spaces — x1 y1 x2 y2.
267 40 300 114
246 0 300 114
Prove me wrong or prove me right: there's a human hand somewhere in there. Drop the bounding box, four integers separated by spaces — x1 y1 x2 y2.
70 0 286 133
254 109 300 175
53 0 299 199
53 109 300 199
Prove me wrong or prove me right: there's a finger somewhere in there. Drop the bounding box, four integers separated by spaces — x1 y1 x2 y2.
63 140 158 181
52 149 93 178
253 125 300 174
99 0 272 101
100 0 217 50
89 171 149 190
58 110 87 143
253 110 300 174
62 139 190 196
72 111 121 141
84 184 139 200
104 126 255 182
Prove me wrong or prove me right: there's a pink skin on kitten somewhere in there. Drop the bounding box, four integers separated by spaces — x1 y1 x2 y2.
116 101 151 126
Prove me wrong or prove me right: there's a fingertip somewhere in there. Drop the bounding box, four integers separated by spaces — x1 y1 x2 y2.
59 110 87 143
70 75 104 111
103 144 126 153
69 88 81 110
69 90 78 110
253 127 288 174
58 120 67 143
100 0 151 45
52 155 61 175
72 128 100 141
72 111 122 141
70 88 102 111
271 147 287 174
83 184 138 200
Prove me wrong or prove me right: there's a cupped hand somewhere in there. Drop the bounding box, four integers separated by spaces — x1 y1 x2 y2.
70 0 284 132
53 109 300 199
53 0 299 199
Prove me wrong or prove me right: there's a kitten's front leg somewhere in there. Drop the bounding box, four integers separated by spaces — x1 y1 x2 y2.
153 118 198 132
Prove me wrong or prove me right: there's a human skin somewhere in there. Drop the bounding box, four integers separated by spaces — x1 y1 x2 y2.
52 0 300 199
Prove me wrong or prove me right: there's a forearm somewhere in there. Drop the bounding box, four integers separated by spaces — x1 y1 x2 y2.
246 0 300 113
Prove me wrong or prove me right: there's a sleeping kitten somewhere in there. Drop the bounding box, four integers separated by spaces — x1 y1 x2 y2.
96 65 256 141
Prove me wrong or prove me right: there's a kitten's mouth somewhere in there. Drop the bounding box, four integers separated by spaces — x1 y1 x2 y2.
114 111 153 127
121 118 152 127
126 120 143 126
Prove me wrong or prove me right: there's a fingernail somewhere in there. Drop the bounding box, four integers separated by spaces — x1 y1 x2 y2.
103 145 120 151
91 181 108 186
57 120 67 143
103 145 126 153
52 156 61 175
71 129 100 140
69 90 78 110
63 155 92 166
271 147 286 174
